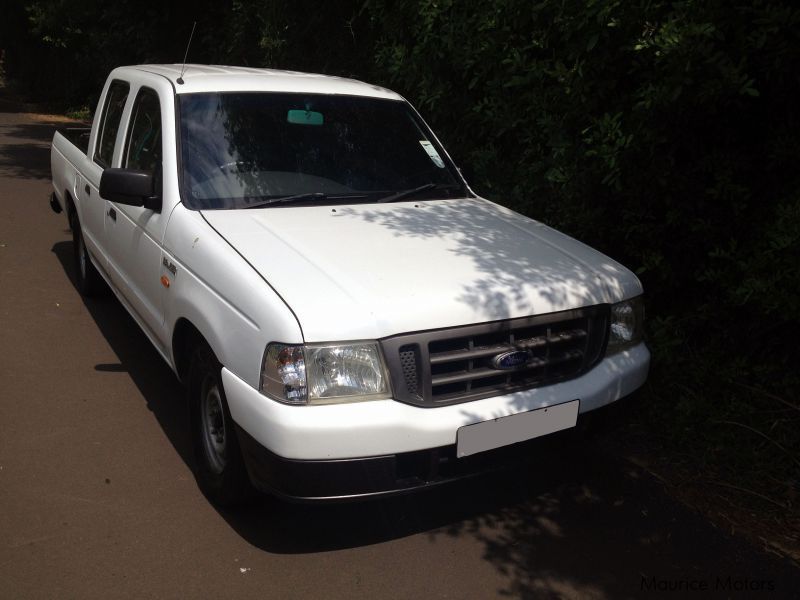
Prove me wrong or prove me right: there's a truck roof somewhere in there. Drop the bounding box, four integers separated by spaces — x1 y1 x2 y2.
123 64 404 100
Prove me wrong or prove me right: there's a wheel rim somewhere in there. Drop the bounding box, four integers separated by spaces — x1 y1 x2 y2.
78 232 87 281
200 375 227 474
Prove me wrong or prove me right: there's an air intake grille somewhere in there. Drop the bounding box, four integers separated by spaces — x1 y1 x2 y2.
399 345 420 398
381 306 609 407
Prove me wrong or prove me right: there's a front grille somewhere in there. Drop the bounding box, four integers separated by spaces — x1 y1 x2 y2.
381 306 609 407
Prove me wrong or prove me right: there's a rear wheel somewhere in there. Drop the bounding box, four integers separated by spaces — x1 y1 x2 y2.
188 342 253 506
70 212 104 297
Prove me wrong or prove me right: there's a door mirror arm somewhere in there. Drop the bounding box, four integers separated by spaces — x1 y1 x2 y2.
143 195 162 212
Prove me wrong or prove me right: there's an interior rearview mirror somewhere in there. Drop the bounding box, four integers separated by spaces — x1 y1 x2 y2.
287 109 324 125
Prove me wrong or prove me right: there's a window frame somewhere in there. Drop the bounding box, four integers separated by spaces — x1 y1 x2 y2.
122 86 163 173
93 79 131 169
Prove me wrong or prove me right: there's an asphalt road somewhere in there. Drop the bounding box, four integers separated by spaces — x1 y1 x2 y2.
1 108 799 600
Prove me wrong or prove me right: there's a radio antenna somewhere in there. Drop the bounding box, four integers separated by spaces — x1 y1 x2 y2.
176 21 197 85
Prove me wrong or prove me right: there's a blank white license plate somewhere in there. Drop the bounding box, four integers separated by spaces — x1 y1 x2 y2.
456 400 580 458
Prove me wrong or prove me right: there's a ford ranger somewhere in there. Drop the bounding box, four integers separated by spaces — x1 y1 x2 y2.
50 64 649 504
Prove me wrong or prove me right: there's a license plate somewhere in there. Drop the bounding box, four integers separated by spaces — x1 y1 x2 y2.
456 399 580 458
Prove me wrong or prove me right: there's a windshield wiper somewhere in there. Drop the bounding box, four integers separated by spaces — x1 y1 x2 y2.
377 183 463 203
244 192 327 208
240 184 462 208
243 192 370 209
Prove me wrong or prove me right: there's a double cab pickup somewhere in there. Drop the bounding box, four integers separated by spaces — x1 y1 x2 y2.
50 64 649 504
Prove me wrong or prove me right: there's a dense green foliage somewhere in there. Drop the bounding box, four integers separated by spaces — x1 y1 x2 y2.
3 1 797 509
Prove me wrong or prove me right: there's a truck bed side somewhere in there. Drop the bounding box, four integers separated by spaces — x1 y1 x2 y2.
60 127 91 154
50 128 92 215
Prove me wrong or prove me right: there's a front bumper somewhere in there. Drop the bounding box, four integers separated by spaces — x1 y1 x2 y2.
236 423 565 502
223 342 649 499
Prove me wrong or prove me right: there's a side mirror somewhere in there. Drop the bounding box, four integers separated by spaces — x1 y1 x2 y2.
100 168 161 211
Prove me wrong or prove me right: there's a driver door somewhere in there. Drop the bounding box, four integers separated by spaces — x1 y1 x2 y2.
104 86 170 350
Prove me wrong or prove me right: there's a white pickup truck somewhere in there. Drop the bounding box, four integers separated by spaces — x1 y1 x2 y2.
50 64 649 504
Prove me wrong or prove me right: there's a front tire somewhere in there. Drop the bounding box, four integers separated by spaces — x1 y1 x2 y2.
188 342 253 506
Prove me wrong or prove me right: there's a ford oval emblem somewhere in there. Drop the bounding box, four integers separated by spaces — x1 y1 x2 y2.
492 350 531 370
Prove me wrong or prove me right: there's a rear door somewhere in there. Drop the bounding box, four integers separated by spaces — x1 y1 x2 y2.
79 79 130 265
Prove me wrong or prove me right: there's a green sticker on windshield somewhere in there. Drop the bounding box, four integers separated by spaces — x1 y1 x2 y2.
287 109 324 125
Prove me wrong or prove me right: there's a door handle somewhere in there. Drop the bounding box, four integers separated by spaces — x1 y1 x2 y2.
108 207 116 222
85 184 91 195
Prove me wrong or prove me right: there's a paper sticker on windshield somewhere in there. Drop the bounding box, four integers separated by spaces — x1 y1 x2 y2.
419 140 445 168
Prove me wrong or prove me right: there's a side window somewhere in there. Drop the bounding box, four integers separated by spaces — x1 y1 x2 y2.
94 80 130 167
124 88 162 177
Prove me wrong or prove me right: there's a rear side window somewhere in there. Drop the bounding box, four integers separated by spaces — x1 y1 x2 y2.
124 88 162 174
94 80 130 167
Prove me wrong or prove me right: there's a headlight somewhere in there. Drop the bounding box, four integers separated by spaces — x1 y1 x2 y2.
260 342 391 405
607 296 645 353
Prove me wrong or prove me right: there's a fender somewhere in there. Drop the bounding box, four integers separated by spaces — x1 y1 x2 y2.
162 206 303 389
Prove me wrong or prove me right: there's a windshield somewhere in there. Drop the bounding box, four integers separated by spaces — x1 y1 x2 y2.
178 92 467 209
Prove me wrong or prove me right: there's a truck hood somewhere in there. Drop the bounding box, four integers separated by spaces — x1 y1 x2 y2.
202 198 642 341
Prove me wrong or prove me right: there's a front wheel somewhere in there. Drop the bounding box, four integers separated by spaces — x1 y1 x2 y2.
188 342 253 506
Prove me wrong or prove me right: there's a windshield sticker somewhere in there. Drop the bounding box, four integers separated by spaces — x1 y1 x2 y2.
419 140 445 168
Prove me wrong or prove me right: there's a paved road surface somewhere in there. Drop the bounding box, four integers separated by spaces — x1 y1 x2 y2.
1 109 798 599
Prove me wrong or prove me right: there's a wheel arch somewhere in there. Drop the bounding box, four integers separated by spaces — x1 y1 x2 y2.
172 317 209 384
64 190 77 228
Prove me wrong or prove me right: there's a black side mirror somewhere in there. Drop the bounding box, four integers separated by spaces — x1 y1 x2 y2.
100 168 161 211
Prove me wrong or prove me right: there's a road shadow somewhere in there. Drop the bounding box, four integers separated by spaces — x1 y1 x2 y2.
51 241 192 466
